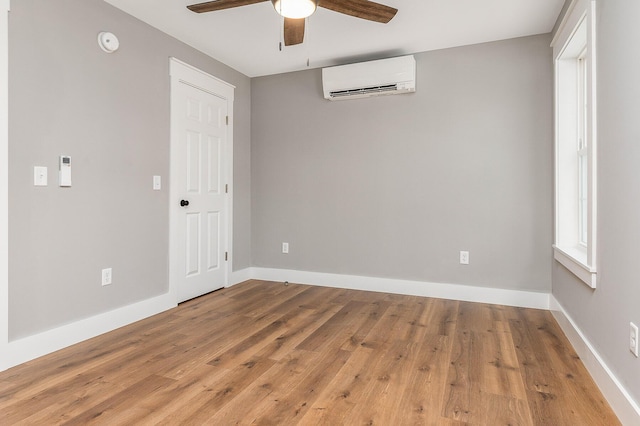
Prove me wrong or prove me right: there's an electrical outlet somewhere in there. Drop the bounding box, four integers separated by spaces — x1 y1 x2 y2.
101 268 112 286
460 251 469 265
282 242 289 254
631 322 639 357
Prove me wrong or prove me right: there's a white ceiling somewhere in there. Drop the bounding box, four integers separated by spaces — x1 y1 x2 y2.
104 0 565 77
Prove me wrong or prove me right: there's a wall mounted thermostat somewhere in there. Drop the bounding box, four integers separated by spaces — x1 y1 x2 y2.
59 155 72 187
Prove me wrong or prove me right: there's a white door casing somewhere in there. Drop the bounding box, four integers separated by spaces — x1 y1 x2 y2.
0 0 10 364
169 58 234 303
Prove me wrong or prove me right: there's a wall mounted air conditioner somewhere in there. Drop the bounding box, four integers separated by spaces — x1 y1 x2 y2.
322 55 416 101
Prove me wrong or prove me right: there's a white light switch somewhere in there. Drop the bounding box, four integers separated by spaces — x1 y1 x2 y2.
34 166 48 186
153 175 161 190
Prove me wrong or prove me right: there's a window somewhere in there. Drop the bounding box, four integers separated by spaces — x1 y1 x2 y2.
552 0 597 288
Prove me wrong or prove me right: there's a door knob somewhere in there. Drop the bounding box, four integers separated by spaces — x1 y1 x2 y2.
180 200 189 207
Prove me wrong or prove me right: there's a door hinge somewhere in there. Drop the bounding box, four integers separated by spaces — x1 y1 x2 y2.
225 184 228 194
226 115 229 125
225 252 228 261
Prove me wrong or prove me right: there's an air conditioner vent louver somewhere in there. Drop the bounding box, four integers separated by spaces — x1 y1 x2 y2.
322 55 416 101
329 84 398 98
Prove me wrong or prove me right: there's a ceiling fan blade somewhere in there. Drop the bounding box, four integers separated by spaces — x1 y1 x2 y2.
187 0 267 13
284 18 305 46
319 0 397 23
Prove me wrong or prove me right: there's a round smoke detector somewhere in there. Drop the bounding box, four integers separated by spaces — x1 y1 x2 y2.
97 32 119 53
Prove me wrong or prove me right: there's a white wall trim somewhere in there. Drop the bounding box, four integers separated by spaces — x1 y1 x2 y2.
0 265 253 372
229 268 252 287
169 57 234 100
0 265 253 371
552 0 598 289
249 267 550 309
550 296 640 425
0 268 252 372
0 266 548 372
0 0 10 368
0 292 176 372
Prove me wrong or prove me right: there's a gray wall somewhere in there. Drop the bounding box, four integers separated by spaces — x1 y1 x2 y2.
552 0 640 405
8 0 251 340
251 35 553 293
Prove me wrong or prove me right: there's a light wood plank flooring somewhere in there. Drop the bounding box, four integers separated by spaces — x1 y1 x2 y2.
0 280 620 425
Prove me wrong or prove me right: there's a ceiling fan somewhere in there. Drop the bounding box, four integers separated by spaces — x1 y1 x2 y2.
186 0 398 46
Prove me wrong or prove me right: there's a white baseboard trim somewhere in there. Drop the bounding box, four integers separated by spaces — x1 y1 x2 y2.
550 296 640 425
250 267 550 310
1 292 176 372
229 268 252 287
0 268 253 373
0 267 549 373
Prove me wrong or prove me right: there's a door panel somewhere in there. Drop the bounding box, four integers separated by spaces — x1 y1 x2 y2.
208 137 221 193
186 131 201 193
207 212 220 271
186 212 201 277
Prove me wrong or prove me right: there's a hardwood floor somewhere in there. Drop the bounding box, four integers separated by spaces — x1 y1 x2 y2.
0 280 620 425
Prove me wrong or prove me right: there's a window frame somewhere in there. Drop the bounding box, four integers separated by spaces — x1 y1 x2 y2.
577 49 588 247
551 0 597 288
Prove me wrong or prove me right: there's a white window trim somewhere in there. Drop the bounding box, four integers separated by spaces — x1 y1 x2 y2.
577 49 588 247
551 0 597 288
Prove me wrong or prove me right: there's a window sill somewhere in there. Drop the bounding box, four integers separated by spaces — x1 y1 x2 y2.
553 245 597 288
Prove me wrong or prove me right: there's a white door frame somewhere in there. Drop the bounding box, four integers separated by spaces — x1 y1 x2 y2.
0 0 10 368
168 58 234 302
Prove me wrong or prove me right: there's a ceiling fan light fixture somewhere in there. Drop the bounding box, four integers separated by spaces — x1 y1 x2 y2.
271 0 317 19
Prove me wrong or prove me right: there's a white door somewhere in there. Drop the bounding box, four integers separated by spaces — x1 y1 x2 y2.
170 64 232 303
